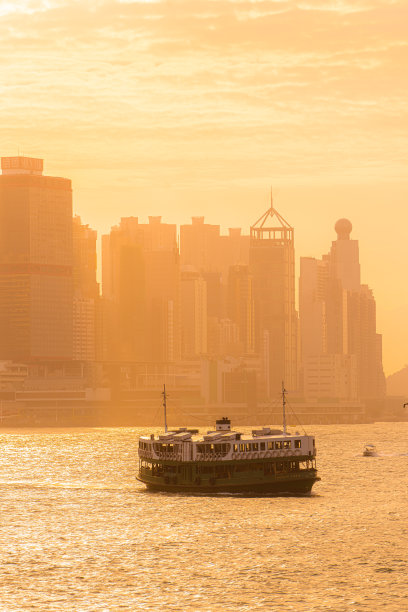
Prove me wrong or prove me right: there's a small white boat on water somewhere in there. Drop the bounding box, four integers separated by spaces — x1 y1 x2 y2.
363 443 377 457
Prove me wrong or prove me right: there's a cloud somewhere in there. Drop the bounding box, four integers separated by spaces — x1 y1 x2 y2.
0 0 406 190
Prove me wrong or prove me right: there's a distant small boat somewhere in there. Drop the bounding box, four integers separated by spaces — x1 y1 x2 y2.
363 443 377 457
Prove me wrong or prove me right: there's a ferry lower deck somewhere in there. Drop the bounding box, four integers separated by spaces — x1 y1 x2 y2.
137 456 319 495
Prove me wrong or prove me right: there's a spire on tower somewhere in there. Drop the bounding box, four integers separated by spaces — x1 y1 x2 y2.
250 191 293 242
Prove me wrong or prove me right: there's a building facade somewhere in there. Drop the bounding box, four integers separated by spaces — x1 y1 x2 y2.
102 216 180 363
72 215 99 361
0 156 73 361
249 203 298 397
299 219 385 401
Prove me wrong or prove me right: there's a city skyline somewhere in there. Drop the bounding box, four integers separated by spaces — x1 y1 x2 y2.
109 202 405 378
1 0 407 378
0 154 387 415
0 153 400 378
95 197 399 378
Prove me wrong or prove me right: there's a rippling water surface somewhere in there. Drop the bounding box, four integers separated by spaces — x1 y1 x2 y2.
0 423 407 610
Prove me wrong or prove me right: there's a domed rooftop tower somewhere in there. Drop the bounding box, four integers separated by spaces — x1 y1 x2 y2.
335 218 352 240
330 218 360 292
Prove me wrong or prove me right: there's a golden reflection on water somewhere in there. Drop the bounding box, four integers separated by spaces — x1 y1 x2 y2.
0 424 407 610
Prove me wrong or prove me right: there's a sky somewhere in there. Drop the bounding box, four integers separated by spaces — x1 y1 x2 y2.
1 0 407 375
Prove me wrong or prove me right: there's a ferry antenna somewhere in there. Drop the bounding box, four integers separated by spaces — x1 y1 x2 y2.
162 383 168 433
282 381 287 435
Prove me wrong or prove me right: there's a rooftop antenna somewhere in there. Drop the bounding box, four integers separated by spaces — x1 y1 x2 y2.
162 384 168 433
281 381 287 435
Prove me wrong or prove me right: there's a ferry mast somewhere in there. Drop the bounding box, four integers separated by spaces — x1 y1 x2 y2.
282 381 287 435
162 384 168 433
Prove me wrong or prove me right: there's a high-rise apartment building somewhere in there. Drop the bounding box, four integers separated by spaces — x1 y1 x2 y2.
218 228 250 282
72 216 99 361
180 266 207 358
227 264 254 354
180 219 249 282
0 156 73 361
180 218 250 357
102 216 180 363
180 217 221 274
299 219 385 401
249 203 298 397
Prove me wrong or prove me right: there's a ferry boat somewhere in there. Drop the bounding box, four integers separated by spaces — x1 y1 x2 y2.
137 385 320 495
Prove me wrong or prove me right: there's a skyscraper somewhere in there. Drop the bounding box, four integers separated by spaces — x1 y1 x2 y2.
249 201 298 397
180 217 221 274
299 219 385 401
0 156 73 361
72 215 99 361
180 218 251 357
102 216 180 363
227 264 254 354
180 266 207 358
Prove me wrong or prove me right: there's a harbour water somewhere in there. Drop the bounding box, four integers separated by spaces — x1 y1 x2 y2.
0 422 407 611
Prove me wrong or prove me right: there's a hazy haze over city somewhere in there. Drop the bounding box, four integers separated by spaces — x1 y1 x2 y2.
1 0 407 375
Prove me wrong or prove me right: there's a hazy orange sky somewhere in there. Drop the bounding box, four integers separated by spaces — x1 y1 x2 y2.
1 0 407 375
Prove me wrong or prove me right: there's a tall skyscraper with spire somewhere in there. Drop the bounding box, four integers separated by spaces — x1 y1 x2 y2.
249 198 298 397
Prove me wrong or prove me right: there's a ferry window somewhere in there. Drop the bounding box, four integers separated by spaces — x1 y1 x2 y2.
210 444 215 452
260 442 265 451
294 440 301 449
275 441 282 449
239 444 245 452
233 444 238 452
283 441 291 449
252 443 259 451
267 442 273 450
245 443 250 452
